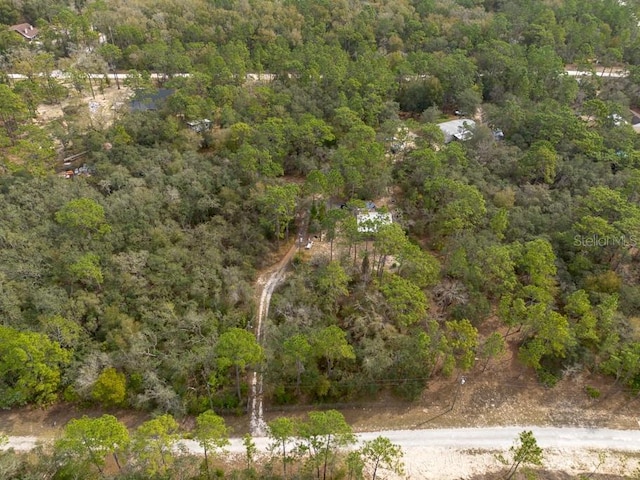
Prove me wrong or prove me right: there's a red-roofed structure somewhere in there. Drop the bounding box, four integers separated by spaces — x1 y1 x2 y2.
9 23 38 41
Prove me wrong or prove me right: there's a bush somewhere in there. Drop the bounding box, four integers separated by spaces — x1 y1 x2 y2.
272 384 295 405
211 390 240 410
537 369 559 388
585 385 601 399
62 386 80 403
186 395 210 415
92 368 127 406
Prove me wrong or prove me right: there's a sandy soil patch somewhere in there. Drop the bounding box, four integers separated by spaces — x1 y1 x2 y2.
400 447 639 480
36 82 132 128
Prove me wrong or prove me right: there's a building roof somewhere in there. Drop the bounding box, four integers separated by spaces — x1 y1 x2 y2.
357 212 393 233
187 119 213 132
9 23 38 40
438 118 476 143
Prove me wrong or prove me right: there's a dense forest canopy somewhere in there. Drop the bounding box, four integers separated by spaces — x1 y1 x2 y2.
1 0 640 429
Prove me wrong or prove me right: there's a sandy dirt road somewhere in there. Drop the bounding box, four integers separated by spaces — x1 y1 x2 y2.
5 426 640 478
249 240 299 436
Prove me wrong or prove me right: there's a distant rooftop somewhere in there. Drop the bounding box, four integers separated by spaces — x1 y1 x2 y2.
187 118 213 132
438 118 476 143
9 23 38 40
357 211 392 233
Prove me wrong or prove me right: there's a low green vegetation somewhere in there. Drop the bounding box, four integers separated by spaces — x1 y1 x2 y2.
498 430 544 480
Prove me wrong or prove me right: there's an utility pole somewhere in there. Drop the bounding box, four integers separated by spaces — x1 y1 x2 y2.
450 375 466 412
107 26 120 90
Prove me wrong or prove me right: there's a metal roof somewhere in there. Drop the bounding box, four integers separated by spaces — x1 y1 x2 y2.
357 212 392 233
438 119 476 142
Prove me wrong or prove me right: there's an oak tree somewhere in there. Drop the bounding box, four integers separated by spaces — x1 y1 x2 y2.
0 325 70 407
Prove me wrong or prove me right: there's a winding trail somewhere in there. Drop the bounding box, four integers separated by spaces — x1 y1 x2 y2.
249 241 300 436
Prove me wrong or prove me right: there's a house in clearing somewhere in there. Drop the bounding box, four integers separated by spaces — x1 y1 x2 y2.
9 23 38 41
438 118 476 143
187 119 213 133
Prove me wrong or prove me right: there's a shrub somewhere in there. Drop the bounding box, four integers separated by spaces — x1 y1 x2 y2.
537 369 559 388
585 385 601 399
92 368 127 406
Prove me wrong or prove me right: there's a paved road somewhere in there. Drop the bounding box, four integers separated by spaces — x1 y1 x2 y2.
6 69 627 83
5 426 640 454
5 72 274 81
565 69 627 78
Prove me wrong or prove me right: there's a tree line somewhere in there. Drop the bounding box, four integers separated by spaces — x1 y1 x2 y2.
0 409 407 480
0 409 550 480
